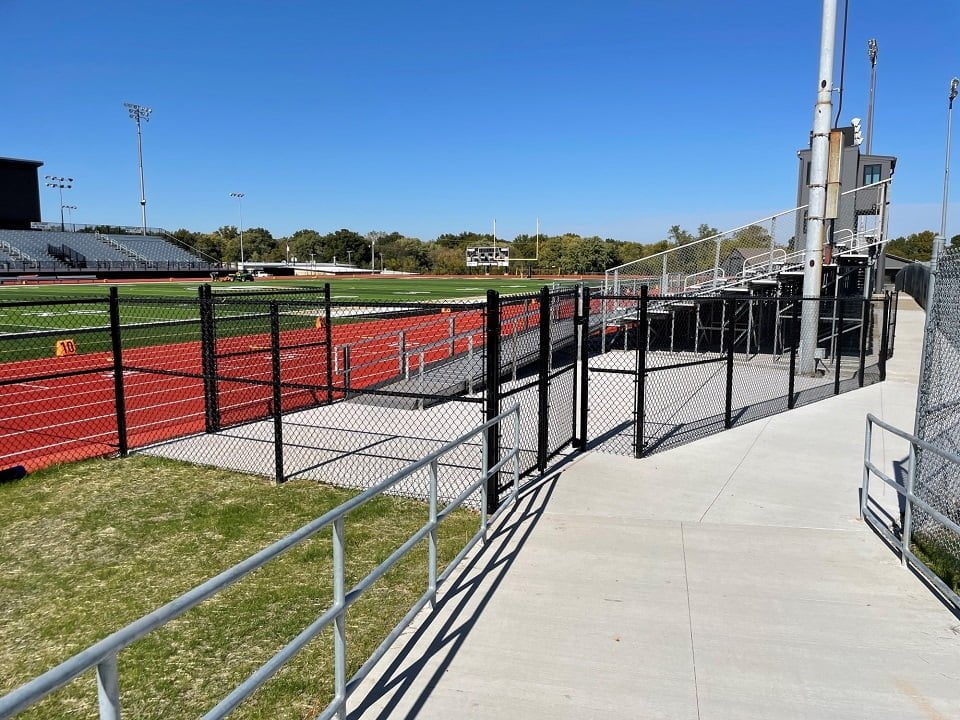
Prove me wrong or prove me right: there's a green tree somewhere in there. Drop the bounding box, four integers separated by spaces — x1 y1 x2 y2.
886 230 936 261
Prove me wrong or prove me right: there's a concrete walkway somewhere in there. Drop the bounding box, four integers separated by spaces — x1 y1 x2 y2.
351 297 960 720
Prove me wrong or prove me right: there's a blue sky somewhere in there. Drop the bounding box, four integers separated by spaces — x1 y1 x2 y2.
2 0 958 242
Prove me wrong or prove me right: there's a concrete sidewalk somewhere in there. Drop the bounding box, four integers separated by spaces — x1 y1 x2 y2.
351 298 960 720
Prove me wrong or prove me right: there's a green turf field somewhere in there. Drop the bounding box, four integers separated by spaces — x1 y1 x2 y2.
0 276 559 302
0 277 571 363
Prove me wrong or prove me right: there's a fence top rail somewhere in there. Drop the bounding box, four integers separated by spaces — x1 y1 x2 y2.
866 413 960 467
605 178 892 275
0 403 520 719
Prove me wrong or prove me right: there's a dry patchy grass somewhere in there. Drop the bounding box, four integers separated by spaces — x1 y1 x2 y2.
0 455 478 718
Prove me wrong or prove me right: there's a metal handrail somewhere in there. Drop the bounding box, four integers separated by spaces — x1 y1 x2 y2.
605 178 892 281
0 404 522 720
861 413 960 608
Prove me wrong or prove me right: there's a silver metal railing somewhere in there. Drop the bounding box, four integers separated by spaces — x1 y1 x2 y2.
861 413 960 609
0 404 523 720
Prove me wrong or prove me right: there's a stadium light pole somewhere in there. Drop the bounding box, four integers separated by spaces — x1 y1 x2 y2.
123 103 152 235
865 39 878 154
44 176 73 231
62 205 77 232
914 76 959 437
230 192 245 267
940 78 959 244
799 0 837 375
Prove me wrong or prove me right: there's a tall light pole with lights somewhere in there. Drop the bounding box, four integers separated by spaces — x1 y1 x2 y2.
915 76 959 436
865 39 878 154
62 205 77 232
123 102 152 235
230 192 245 266
44 176 73 231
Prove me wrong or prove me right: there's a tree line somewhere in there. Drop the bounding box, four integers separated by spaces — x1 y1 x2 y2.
161 223 954 273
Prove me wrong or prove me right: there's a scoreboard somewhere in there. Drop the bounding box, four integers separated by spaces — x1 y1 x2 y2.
466 246 510 267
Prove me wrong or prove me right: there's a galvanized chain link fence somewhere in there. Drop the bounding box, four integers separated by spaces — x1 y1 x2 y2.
914 246 960 573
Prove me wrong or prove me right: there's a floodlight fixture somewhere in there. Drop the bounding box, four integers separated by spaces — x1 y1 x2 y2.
950 77 959 106
850 117 863 146
44 175 74 230
867 38 877 65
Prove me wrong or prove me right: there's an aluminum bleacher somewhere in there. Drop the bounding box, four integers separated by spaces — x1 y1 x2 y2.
0 228 212 272
104 234 201 263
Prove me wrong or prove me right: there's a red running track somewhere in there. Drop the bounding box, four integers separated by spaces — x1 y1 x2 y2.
0 303 553 473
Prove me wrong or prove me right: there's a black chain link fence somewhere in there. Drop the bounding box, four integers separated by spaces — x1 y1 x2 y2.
583 288 892 458
1 281 895 513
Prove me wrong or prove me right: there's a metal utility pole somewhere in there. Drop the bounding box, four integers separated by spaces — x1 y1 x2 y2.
915 77 958 436
940 78 959 244
799 0 838 375
865 39 878 154
230 192 245 266
123 103 152 235
44 176 73 231
63 204 77 231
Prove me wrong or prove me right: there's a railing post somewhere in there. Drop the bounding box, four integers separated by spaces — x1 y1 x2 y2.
858 298 869 387
96 655 121 720
572 285 588 449
467 335 475 393
634 287 648 458
902 443 917 567
788 297 799 410
448 315 455 357
428 458 438 606
324 283 334 404
399 330 407 377
879 292 890 382
861 417 873 519
537 286 551 472
269 302 285 484
484 290 501 514
108 287 129 457
481 422 490 540
724 296 735 429
834 298 844 395
332 516 347 719
198 284 220 433
343 346 352 395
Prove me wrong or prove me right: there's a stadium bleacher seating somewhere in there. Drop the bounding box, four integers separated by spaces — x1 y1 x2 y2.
0 229 211 272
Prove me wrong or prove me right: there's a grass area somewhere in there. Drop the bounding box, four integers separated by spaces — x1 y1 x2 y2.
0 455 479 718
912 533 960 595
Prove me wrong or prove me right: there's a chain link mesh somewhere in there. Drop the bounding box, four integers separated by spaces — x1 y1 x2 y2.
914 247 960 570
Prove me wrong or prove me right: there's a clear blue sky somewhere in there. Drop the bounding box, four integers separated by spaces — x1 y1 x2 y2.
2 0 958 242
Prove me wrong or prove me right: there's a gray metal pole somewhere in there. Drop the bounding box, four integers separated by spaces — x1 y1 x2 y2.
914 79 957 436
940 79 958 241
865 39 878 155
799 0 838 374
136 116 147 236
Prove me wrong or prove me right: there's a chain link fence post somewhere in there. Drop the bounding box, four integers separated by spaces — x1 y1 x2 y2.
633 286 648 458
108 286 128 457
724 295 735 429
485 290 501 514
834 298 844 395
269 302 285 484
858 297 870 388
537 286 551 473
575 285 591 449
324 283 334 405
788 296 800 409
879 292 890 382
198 283 220 433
